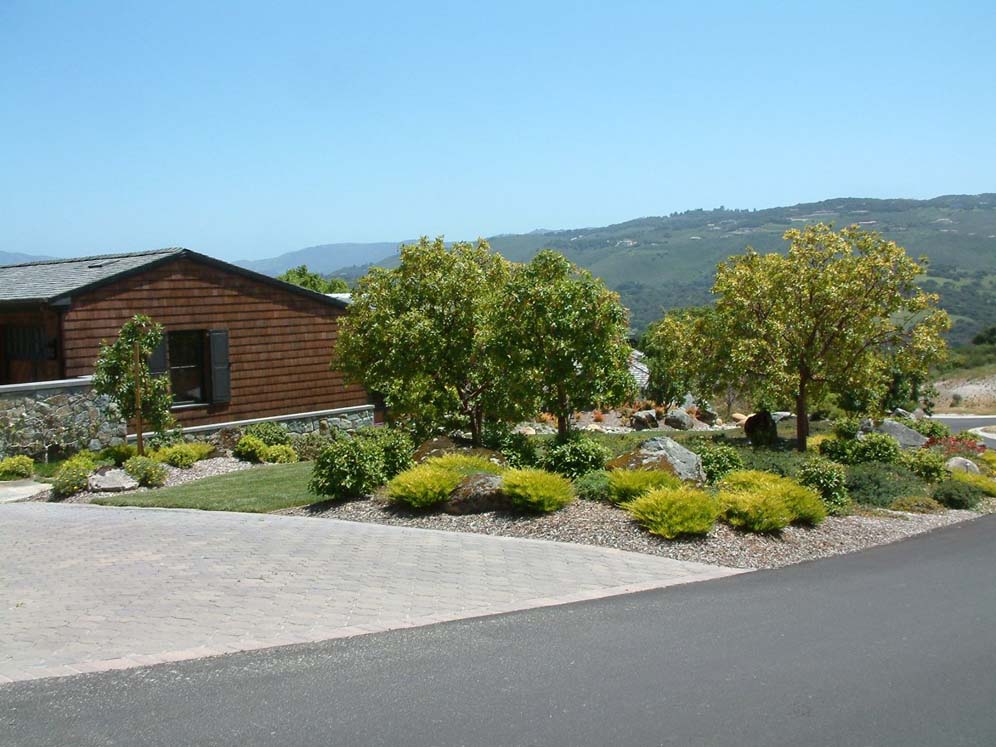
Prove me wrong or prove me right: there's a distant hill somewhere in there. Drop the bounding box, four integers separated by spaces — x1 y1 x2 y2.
235 242 404 276
0 251 54 266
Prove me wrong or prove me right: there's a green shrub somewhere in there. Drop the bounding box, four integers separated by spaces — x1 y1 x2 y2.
797 458 851 515
124 456 167 488
502 468 575 513
540 435 609 479
608 469 681 504
99 444 137 467
717 470 826 526
153 442 215 468
889 496 944 514
386 464 462 509
262 444 299 463
243 421 292 446
0 455 34 480
573 470 611 502
308 437 386 499
736 447 805 477
899 417 950 440
931 479 985 510
832 417 862 440
819 437 860 465
481 423 537 468
899 449 948 483
233 435 268 463
854 433 901 464
949 471 996 497
718 491 793 533
148 427 184 451
696 444 744 484
624 486 718 539
426 453 503 476
290 431 339 461
845 462 928 507
354 426 414 478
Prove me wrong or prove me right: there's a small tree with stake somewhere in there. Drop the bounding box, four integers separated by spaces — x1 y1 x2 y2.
93 315 175 455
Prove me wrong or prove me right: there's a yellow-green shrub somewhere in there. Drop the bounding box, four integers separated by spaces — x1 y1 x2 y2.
624 486 718 539
152 442 215 468
950 470 996 497
52 452 100 497
426 453 503 476
124 456 168 488
719 470 826 526
233 435 267 462
262 444 299 464
387 464 463 509
719 491 793 533
608 469 681 504
502 468 574 513
0 455 34 480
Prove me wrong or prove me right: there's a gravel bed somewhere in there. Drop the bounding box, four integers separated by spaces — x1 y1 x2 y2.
278 496 983 570
39 457 256 504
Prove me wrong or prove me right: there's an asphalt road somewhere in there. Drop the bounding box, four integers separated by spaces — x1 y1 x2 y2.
934 415 996 434
4 515 995 746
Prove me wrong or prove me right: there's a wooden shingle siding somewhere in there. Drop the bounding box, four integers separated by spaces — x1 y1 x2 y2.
61 258 368 427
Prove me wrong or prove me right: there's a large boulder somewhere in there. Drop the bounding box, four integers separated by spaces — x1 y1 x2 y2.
630 409 659 431
945 456 981 474
443 473 513 514
862 419 928 450
664 408 695 431
606 436 705 483
88 468 139 493
730 412 748 426
744 411 778 446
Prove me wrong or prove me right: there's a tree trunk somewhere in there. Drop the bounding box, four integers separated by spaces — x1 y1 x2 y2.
556 384 570 440
469 408 483 447
796 376 809 452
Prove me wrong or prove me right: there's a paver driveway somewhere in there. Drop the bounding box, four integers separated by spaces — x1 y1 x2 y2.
0 503 742 682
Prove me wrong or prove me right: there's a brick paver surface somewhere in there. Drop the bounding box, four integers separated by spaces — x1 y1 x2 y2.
0 503 743 682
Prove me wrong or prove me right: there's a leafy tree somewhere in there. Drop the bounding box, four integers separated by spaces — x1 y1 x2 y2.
92 315 176 455
335 237 526 445
495 250 635 437
710 223 949 450
643 305 740 410
277 265 349 294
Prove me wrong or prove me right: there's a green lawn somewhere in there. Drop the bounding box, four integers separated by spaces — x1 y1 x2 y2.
93 461 317 513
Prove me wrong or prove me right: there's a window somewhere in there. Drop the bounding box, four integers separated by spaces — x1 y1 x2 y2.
168 331 206 404
149 329 230 407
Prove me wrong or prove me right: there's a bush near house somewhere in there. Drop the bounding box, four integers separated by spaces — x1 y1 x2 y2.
309 437 387 500
51 452 102 497
243 421 292 447
0 455 34 480
261 444 299 463
152 442 215 468
353 426 415 478
234 435 269 463
100 444 137 467
124 456 168 488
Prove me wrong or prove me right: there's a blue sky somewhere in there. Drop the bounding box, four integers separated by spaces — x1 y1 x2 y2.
2 1 994 261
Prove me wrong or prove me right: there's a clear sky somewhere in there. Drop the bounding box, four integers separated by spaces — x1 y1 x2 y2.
2 1 994 261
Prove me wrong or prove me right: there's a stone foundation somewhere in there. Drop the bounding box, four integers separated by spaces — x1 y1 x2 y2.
0 378 127 458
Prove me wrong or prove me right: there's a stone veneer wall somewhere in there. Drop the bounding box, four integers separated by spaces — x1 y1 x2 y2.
0 377 375 457
0 378 127 458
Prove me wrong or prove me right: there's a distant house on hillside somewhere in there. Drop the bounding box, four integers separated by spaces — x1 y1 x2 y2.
0 249 373 450
629 349 650 396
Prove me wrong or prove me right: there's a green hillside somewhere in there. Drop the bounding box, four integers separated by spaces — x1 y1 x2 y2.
480 194 996 344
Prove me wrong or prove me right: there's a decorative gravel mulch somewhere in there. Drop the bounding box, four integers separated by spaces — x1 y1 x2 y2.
278 496 983 570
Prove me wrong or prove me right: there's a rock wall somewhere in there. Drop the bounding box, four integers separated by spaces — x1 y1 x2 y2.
0 379 126 458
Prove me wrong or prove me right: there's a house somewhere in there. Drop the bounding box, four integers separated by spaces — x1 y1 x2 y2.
0 248 373 453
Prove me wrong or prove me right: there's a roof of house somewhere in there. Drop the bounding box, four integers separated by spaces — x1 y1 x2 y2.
0 248 349 308
629 349 650 392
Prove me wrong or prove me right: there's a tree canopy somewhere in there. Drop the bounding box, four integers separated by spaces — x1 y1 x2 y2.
707 223 949 449
494 250 635 437
277 265 349 294
335 237 526 444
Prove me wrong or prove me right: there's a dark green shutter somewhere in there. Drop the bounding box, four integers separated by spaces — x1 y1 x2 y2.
208 330 231 404
149 338 168 375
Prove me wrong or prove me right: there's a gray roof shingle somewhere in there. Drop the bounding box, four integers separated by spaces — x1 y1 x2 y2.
0 248 185 304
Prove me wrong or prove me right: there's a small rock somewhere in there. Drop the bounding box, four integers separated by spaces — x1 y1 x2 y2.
771 411 793 423
88 468 138 493
516 426 537 436
945 456 981 474
697 407 718 426
892 408 914 419
583 423 605 432
630 409 659 430
664 409 694 430
731 412 748 425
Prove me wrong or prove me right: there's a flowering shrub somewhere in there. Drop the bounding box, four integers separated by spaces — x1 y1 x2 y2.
925 435 986 459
